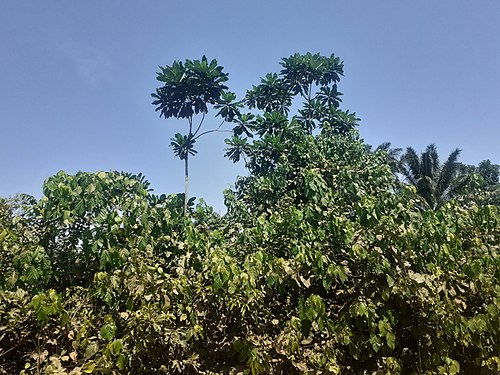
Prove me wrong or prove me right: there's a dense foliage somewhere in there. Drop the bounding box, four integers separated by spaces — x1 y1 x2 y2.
1 53 500 374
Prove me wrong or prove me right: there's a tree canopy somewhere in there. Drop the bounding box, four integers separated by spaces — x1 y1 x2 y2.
1 53 500 375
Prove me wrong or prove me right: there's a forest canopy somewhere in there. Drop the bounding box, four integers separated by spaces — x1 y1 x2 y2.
1 53 499 375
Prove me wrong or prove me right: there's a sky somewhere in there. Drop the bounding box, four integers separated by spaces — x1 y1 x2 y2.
1 1 499 213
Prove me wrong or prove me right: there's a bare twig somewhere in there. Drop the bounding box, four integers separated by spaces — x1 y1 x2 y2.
193 119 226 140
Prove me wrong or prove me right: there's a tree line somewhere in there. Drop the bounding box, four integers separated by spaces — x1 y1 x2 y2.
0 52 499 374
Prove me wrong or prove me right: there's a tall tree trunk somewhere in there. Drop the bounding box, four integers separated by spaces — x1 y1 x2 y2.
184 153 189 215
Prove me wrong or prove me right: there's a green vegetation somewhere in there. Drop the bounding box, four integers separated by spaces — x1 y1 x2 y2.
1 53 499 374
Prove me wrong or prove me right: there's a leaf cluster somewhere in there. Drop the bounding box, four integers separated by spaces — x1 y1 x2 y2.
152 56 229 120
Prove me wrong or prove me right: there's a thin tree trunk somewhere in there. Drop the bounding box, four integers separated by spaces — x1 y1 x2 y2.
184 153 189 215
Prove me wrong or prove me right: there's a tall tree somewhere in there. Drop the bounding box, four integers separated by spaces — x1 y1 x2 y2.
242 52 356 136
225 53 358 170
223 53 361 217
400 144 466 210
152 56 239 214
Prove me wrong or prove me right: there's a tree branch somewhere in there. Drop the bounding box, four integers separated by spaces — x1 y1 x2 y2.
192 112 206 137
193 119 226 140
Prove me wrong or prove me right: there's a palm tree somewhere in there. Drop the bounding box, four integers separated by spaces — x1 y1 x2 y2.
401 144 465 210
375 142 403 174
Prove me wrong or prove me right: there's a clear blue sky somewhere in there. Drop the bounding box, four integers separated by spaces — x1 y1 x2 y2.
1 1 499 212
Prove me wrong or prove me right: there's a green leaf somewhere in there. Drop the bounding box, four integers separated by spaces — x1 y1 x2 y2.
100 322 117 341
117 353 128 371
110 340 123 356
213 274 223 290
386 332 396 350
82 362 96 373
386 274 394 288
84 342 99 359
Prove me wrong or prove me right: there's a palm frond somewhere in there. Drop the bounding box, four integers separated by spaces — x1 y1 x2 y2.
401 147 420 183
422 144 439 180
436 148 461 195
376 142 392 152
